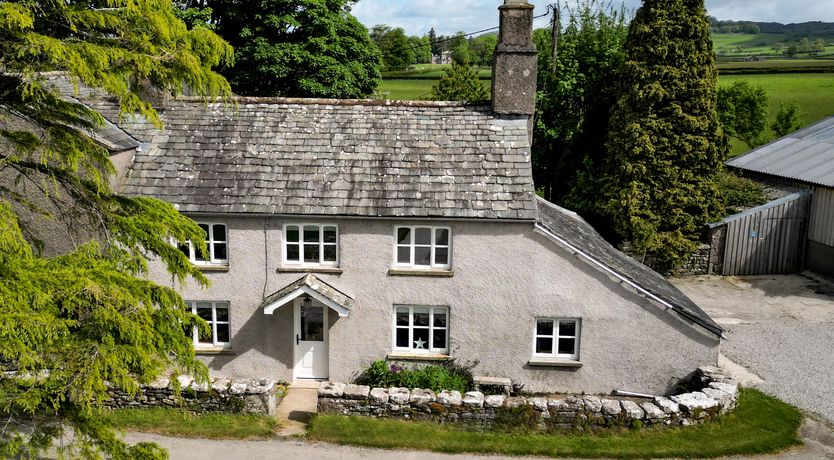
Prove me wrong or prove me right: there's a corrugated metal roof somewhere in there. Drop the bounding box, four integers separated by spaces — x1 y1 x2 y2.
727 116 834 188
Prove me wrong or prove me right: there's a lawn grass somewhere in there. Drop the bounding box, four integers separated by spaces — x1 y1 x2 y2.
308 389 803 459
378 79 435 100
104 408 278 439
383 65 491 80
379 79 490 101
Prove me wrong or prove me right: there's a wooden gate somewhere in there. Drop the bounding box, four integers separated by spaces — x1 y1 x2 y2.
721 191 812 275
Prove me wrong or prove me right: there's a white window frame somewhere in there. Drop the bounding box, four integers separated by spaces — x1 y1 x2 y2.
393 226 451 269
179 222 228 266
392 305 450 354
532 318 580 360
282 223 339 267
187 301 231 349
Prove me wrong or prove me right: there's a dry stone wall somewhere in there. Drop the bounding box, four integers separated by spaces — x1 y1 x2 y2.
621 243 714 276
104 376 286 416
318 367 739 432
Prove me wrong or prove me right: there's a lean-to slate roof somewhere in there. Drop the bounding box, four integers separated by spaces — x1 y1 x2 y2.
35 75 140 152
727 116 834 188
535 197 724 337
116 97 538 220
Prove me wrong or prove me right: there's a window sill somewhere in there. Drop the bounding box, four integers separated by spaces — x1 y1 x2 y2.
527 358 583 368
195 347 235 356
387 269 454 278
387 352 451 362
195 265 230 273
277 267 343 275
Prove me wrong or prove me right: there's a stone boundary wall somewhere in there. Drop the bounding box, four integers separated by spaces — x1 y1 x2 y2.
104 376 286 416
621 243 714 276
318 367 739 432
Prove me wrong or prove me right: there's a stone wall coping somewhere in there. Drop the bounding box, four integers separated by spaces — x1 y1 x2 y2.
318 366 739 430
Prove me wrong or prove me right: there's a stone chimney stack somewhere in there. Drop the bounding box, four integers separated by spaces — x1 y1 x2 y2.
491 0 538 116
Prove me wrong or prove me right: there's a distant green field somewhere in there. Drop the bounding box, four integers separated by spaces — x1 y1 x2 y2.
382 72 834 159
720 73 834 156
718 59 834 74
712 33 834 58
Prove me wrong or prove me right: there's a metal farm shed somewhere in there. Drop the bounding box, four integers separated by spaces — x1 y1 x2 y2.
727 117 834 277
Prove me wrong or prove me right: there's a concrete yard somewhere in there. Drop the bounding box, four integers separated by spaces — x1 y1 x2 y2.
672 273 834 423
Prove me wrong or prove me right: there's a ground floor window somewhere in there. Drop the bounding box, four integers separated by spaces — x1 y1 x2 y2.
187 301 231 348
533 318 580 360
393 306 449 354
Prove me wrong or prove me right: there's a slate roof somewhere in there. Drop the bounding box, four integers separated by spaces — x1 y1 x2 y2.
535 197 724 337
727 116 834 188
45 76 140 152
111 97 538 220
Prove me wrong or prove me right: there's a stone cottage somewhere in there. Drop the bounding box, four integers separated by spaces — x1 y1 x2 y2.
52 0 723 395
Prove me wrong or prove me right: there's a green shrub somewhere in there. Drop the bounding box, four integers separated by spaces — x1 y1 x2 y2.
355 360 473 394
718 171 768 215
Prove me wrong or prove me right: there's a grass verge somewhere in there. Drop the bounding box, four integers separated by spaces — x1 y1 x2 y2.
308 388 802 459
104 408 278 439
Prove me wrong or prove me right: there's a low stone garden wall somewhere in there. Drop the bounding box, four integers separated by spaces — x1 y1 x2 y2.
318 367 739 432
104 376 286 416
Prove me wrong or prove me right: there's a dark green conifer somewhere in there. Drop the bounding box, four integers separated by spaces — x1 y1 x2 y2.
601 0 727 267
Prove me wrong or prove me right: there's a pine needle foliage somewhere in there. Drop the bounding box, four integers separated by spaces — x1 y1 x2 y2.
430 62 488 103
0 0 233 457
601 0 727 267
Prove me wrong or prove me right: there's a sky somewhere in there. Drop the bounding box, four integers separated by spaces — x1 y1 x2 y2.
352 0 834 37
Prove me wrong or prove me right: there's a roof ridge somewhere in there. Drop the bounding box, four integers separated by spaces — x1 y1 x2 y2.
174 95 491 109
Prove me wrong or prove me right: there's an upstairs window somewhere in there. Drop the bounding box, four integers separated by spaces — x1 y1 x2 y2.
179 223 228 266
187 301 231 348
533 318 580 360
284 224 339 266
394 226 451 269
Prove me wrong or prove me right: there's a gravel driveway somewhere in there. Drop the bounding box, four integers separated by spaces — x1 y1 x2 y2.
672 273 834 423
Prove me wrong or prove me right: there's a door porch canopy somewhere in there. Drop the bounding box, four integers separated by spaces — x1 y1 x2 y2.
261 273 353 317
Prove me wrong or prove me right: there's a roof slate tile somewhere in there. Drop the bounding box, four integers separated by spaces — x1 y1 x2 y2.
115 98 537 219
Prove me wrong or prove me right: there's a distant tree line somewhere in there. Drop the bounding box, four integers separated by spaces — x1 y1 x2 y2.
709 18 834 36
369 26 498 71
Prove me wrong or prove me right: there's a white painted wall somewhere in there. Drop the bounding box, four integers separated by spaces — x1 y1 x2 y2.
149 216 719 395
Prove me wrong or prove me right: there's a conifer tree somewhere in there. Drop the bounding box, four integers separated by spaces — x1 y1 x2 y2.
0 0 232 457
601 0 727 268
430 62 488 102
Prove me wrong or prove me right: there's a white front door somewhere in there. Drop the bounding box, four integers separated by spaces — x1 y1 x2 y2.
293 300 329 380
